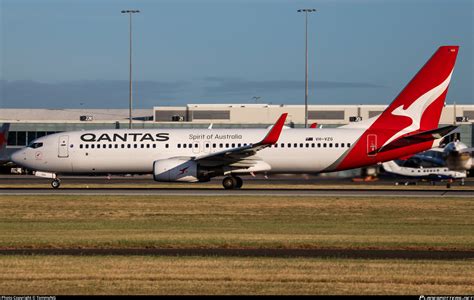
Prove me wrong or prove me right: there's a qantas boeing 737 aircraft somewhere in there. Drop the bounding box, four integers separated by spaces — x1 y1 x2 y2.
11 46 459 189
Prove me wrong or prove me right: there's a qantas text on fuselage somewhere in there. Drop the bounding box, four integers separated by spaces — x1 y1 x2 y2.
80 133 170 143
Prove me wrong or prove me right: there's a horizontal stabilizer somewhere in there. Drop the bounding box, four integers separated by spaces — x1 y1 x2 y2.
371 125 458 155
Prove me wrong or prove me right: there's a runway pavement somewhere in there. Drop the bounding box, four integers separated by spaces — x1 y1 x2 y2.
2 174 474 187
1 248 472 260
0 187 472 197
1 174 473 197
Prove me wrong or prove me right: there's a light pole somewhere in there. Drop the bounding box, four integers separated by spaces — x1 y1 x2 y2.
121 9 140 129
297 8 316 128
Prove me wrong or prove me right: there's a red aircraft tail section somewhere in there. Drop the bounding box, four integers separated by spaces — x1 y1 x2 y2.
0 123 10 152
336 46 459 171
372 46 458 133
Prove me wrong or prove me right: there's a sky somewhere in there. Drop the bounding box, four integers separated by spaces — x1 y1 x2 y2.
0 0 473 108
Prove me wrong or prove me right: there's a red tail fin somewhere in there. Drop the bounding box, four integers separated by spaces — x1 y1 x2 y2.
0 123 10 153
374 46 458 133
335 46 459 171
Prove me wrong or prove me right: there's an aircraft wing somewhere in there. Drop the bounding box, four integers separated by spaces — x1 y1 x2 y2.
373 125 458 154
194 113 287 168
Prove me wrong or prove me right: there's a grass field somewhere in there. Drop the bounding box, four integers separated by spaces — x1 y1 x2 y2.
0 195 473 294
1 256 473 295
0 195 473 250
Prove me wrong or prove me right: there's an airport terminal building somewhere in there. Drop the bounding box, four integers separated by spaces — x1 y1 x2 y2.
1 104 473 154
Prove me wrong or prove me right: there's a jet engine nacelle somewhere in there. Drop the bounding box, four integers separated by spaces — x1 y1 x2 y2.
153 158 200 182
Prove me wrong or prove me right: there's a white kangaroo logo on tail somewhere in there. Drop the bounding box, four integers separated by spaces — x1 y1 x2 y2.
382 71 453 148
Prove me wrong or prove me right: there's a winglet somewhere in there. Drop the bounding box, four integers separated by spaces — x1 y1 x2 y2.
258 113 288 145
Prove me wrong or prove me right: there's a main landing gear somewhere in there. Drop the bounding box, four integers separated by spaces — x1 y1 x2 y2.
51 178 61 189
222 176 243 190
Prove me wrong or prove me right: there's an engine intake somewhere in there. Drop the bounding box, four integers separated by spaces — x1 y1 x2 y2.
153 158 201 182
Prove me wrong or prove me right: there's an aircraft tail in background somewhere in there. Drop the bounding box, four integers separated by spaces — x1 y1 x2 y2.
0 123 10 153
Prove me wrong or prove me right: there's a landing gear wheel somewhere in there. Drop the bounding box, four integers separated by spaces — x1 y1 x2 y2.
222 176 237 190
51 179 61 189
235 176 243 189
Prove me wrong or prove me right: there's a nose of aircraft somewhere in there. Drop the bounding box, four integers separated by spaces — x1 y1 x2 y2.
10 149 25 165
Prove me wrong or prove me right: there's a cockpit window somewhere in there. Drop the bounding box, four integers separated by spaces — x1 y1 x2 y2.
29 142 43 149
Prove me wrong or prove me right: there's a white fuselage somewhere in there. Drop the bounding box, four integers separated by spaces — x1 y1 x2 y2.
12 128 363 175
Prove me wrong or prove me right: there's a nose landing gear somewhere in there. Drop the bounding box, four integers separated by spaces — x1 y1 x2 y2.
51 179 61 189
222 176 243 190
